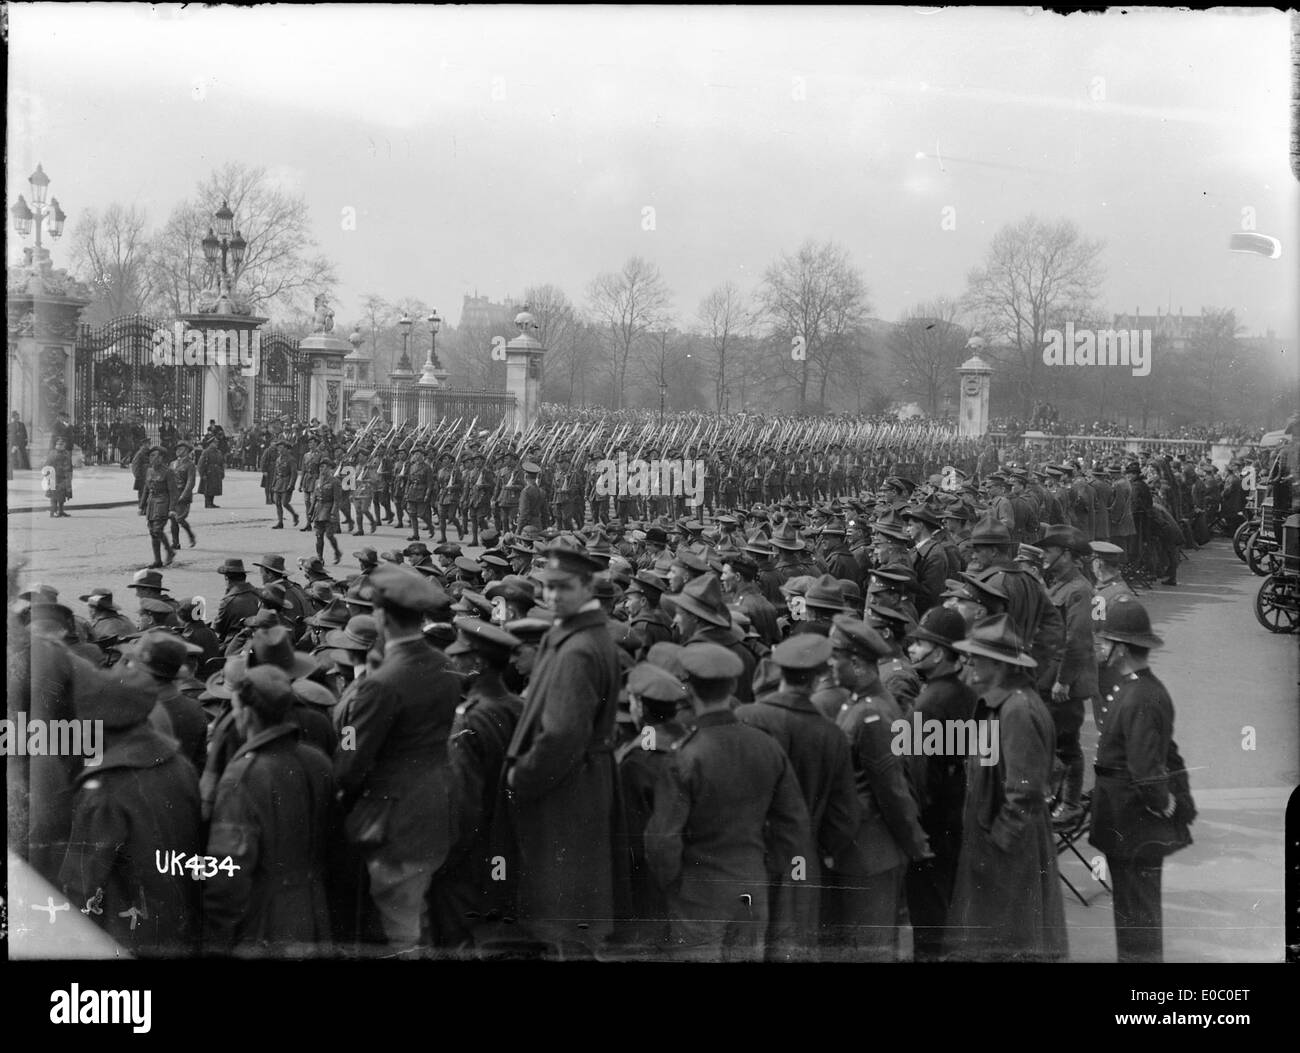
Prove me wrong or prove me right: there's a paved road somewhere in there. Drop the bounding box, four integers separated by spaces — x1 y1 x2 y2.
8 466 1296 961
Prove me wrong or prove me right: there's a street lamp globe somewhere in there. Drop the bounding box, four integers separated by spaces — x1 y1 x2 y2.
426 310 442 333
11 195 33 236
229 230 247 269
28 164 50 206
201 228 220 265
398 313 413 335
49 198 66 239
214 199 235 238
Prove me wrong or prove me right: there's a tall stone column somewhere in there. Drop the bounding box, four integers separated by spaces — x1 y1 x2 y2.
5 248 92 454
176 313 267 435
300 297 349 432
504 308 543 433
956 351 995 439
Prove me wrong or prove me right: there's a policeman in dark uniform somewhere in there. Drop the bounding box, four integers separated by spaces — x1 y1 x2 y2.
1089 597 1191 963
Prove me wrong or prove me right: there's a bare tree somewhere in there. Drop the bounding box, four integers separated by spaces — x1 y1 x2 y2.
358 293 396 379
962 215 1104 416
69 204 156 321
697 282 749 414
889 300 968 415
522 283 577 356
148 163 337 321
586 256 672 410
757 240 870 411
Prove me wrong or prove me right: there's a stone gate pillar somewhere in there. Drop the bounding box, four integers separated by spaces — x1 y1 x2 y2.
956 349 995 439
177 313 267 436
504 307 544 433
299 296 349 432
6 248 91 454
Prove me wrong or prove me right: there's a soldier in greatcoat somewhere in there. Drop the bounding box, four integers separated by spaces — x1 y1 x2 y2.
947 615 1068 962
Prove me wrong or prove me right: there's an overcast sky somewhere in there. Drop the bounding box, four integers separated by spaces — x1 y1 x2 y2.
8 5 1297 341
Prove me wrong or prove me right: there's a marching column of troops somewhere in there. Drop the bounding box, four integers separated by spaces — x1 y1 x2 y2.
11 425 1202 963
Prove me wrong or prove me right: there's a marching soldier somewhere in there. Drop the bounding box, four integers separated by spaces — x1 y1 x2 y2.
310 458 347 565
436 451 464 543
170 439 198 549
270 439 301 529
403 447 434 543
299 435 322 532
494 451 523 533
142 445 179 569
350 453 380 536
464 451 494 546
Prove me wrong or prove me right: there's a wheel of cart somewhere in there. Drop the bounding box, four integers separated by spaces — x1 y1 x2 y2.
1232 517 1258 563
1246 498 1279 576
1253 515 1300 634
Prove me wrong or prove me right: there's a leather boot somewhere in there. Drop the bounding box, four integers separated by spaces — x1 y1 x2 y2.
148 537 163 569
1051 757 1086 828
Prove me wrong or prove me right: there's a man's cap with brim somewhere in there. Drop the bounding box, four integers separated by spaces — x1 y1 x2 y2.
445 617 522 658
678 641 744 681
771 633 833 670
1089 540 1126 563
368 564 450 613
627 662 688 704
829 615 893 661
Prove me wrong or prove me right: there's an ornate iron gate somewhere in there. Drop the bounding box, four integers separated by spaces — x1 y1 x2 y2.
75 314 204 439
253 330 308 424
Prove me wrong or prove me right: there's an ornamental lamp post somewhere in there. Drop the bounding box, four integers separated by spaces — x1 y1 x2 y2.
419 308 447 387
200 199 248 315
10 164 67 257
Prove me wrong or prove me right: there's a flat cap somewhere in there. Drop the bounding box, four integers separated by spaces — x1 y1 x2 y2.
504 616 553 640
678 641 744 681
771 633 833 670
627 663 688 705
445 617 522 657
368 564 450 613
830 614 893 660
1089 540 1126 563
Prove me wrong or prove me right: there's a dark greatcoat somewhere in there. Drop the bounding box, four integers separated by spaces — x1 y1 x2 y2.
735 688 860 956
433 677 523 944
503 606 624 948
197 443 225 497
204 723 335 956
644 708 811 960
59 723 203 957
212 580 260 644
946 679 1068 962
614 719 687 949
1089 668 1193 862
334 637 461 870
7 627 81 884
